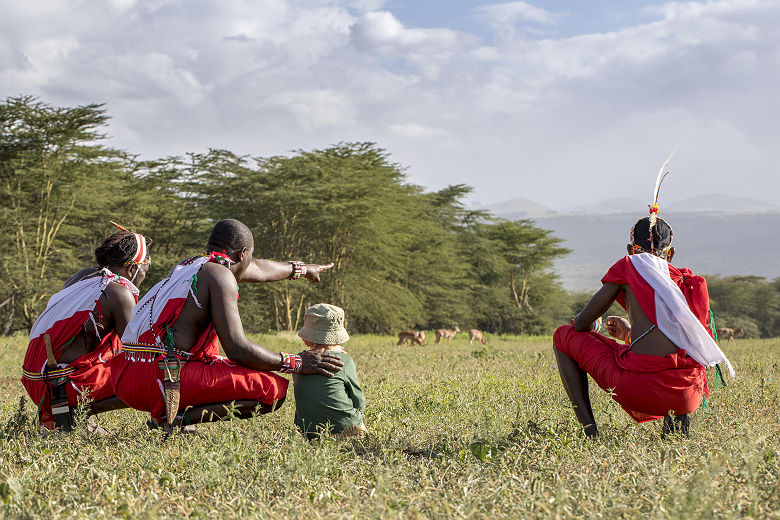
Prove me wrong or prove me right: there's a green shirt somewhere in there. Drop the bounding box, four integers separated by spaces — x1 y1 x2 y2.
293 351 365 439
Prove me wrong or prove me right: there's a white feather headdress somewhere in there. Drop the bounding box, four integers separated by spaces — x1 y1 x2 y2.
649 146 678 228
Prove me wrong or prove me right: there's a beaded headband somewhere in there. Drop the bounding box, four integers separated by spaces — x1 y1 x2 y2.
109 221 151 266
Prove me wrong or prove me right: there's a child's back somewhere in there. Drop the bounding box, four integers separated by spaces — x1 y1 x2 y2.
293 350 365 439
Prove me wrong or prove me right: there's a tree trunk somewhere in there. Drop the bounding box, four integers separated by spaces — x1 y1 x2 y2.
283 290 293 331
508 271 523 310
3 293 16 336
294 292 306 331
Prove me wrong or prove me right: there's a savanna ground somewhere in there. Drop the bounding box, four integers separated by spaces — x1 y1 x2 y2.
0 332 777 519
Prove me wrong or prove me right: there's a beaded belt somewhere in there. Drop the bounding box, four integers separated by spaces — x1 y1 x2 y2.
122 343 192 363
22 366 78 381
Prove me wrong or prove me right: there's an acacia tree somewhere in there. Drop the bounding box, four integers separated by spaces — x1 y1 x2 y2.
456 219 570 334
486 220 570 313
0 96 130 330
194 143 477 333
0 97 579 336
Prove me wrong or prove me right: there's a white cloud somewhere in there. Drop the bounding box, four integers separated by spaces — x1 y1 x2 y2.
476 1 559 26
0 0 778 210
350 11 465 55
475 1 561 40
388 123 447 139
265 89 357 132
348 0 387 13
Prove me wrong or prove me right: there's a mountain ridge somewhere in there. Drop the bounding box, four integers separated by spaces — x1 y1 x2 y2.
475 194 780 292
479 193 779 218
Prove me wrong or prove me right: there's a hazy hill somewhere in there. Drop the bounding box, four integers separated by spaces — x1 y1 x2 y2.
482 193 780 292
479 196 553 218
532 211 780 292
665 193 779 213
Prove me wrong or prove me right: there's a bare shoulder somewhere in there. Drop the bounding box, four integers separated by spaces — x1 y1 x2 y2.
104 280 138 305
197 262 237 291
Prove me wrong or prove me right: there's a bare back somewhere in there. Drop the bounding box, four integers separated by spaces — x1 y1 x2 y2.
621 284 679 356
575 282 678 357
169 262 236 352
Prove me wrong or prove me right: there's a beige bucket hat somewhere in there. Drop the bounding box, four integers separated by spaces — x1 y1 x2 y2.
297 303 350 345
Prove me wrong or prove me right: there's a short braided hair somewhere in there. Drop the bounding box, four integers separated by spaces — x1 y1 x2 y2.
95 231 152 267
630 216 673 256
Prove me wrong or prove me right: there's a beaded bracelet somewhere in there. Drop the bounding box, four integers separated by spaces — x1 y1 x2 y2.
279 352 302 373
591 317 603 333
288 261 307 280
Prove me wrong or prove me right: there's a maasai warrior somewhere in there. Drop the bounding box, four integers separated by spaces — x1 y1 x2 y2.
21 224 152 430
110 219 343 431
553 155 734 438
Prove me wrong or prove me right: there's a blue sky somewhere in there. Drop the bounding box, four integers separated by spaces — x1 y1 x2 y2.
1 0 778 210
390 0 667 39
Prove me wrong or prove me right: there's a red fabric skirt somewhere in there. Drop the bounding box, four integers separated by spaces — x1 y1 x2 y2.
553 324 708 422
22 333 121 429
110 353 289 421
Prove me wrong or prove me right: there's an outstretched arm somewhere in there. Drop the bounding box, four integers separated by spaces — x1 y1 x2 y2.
239 259 334 284
573 283 621 332
208 267 344 376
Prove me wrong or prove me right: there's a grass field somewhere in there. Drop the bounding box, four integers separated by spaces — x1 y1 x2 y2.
0 332 778 519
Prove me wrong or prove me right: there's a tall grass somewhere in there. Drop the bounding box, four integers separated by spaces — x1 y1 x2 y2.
1 333 777 518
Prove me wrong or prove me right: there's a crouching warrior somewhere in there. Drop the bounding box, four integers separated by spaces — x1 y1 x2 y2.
110 219 343 432
552 155 734 438
21 224 151 430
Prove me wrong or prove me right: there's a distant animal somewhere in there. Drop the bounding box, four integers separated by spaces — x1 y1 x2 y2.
397 330 424 346
468 329 486 345
434 325 461 345
717 327 744 344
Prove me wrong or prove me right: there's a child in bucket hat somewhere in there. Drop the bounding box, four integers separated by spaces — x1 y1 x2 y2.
293 303 367 440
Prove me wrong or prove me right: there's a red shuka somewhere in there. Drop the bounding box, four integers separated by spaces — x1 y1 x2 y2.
603 256 713 333
22 271 137 429
553 256 712 423
110 256 288 421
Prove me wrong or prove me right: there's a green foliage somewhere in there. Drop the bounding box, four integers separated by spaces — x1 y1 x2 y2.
462 219 571 334
0 95 573 336
707 275 780 338
0 96 130 329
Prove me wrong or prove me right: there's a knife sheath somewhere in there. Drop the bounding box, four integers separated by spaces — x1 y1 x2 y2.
44 334 72 431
